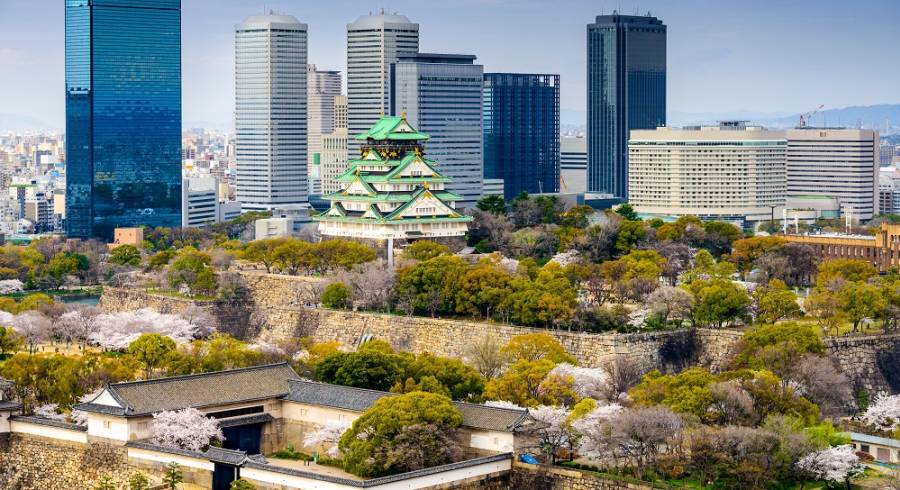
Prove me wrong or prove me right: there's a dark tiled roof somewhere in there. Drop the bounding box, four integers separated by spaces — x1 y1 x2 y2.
284 379 393 412
217 412 274 429
0 378 14 390
452 402 532 432
80 363 300 416
284 380 530 433
9 415 87 431
74 402 126 416
206 446 251 465
0 400 21 411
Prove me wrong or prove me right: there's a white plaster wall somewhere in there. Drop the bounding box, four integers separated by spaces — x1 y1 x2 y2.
469 430 515 453
127 447 213 471
10 420 87 444
86 413 129 442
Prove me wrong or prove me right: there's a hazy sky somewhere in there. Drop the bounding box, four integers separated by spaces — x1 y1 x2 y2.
1 0 899 129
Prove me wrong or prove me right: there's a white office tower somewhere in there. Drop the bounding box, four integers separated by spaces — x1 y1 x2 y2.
628 122 787 228
182 176 220 228
307 65 342 162
786 128 879 220
346 11 419 159
393 53 483 208
235 14 308 211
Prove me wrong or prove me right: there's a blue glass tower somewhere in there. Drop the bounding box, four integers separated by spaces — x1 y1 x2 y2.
587 14 666 203
65 0 182 239
483 73 560 201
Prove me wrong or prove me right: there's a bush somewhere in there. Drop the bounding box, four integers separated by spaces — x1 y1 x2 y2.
321 282 352 309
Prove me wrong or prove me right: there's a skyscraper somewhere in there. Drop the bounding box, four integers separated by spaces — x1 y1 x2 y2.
235 14 308 211
483 73 560 200
393 53 484 208
587 13 666 203
307 65 342 163
346 11 418 159
65 0 182 239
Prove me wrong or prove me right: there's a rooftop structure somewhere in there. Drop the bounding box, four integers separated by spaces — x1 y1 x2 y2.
314 116 472 264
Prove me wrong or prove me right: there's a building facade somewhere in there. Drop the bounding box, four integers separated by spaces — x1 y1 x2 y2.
65 0 182 239
783 223 900 273
786 128 879 220
307 65 342 163
346 12 419 160
880 167 900 215
483 73 560 200
181 176 219 228
393 53 484 208
560 136 587 195
235 14 308 211
586 14 666 202
628 122 787 227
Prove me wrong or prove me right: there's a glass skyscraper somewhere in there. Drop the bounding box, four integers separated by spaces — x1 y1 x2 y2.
483 73 560 201
587 14 666 203
393 53 484 208
65 0 182 239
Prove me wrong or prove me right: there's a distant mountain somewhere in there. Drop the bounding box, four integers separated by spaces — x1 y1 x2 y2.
670 104 900 134
0 113 58 133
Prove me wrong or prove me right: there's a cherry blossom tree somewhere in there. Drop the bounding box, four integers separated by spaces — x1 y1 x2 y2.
12 311 53 353
484 400 525 410
546 363 610 401
303 420 352 456
70 389 103 426
0 280 24 294
91 308 211 350
55 307 99 346
861 394 900 432
795 445 864 488
152 408 223 452
33 403 66 421
571 403 624 457
527 406 572 463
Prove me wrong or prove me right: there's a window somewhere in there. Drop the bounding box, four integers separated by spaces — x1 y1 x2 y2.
103 420 111 429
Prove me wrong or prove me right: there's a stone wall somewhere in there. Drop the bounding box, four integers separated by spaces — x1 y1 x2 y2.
510 463 659 490
0 433 140 489
825 332 900 394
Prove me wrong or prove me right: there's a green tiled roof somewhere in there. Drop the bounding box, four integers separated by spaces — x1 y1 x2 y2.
321 190 464 202
313 214 473 224
354 116 430 141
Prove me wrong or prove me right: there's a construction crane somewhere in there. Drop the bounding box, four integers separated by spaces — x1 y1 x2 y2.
799 104 825 128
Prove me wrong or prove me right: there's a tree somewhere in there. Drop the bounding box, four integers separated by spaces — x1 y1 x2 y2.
404 241 451 261
792 356 852 418
152 407 223 451
527 405 572 463
795 445 864 490
476 194 507 215
702 221 742 257
127 472 150 490
271 239 313 275
755 243 818 287
729 236 786 273
734 321 825 374
339 392 464 477
837 281 885 332
463 334 504 379
614 203 639 221
303 419 351 456
162 462 183 490
646 285 693 326
816 259 878 290
229 480 257 490
396 255 467 317
91 309 206 350
12 311 52 353
242 238 286 273
0 326 23 357
501 333 575 364
684 279 749 328
94 476 116 490
751 279 802 324
546 362 610 400
109 244 141 266
316 351 405 392
484 359 556 407
321 282 352 309
127 333 176 379
861 394 900 432
805 288 844 335
454 262 511 318
401 353 486 401
167 249 218 297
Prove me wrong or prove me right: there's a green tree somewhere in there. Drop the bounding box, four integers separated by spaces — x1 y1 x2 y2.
127 472 150 490
165 334 263 375
816 258 878 289
94 476 116 490
615 203 640 221
321 282 352 309
316 351 406 392
404 240 451 261
339 392 464 477
475 194 507 215
629 368 717 419
16 292 54 313
229 479 257 490
400 353 485 401
454 262 511 318
45 252 89 287
837 281 885 332
483 358 556 407
271 239 314 275
313 239 377 274
684 279 749 328
752 279 802 324
0 326 24 357
396 255 467 316
728 236 787 273
615 220 647 254
146 249 176 271
501 333 576 364
162 462 183 490
109 244 141 266
127 333 177 379
242 238 287 273
167 248 217 296
733 322 824 375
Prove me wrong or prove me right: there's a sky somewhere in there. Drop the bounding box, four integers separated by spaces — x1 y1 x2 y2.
1 0 899 130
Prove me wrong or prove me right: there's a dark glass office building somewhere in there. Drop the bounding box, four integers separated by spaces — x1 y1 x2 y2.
483 73 560 201
65 0 182 239
587 14 666 202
